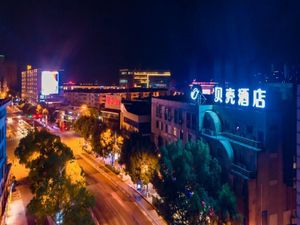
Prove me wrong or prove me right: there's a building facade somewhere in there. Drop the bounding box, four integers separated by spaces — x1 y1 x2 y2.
151 84 296 225
297 85 300 225
151 95 212 146
64 88 168 108
119 69 171 89
0 99 12 222
21 65 61 104
120 100 151 135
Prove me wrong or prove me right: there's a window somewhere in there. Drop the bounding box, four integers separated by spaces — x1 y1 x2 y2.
156 104 162 118
188 133 192 142
191 114 196 130
178 110 183 124
164 107 172 121
174 109 178 124
246 125 253 134
257 131 264 143
172 127 177 136
156 120 159 129
180 129 184 139
186 113 191 128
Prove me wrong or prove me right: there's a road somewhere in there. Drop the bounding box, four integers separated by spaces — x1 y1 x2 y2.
62 132 165 225
6 105 166 225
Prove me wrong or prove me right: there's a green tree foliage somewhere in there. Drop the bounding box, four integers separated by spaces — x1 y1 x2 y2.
153 140 238 225
121 133 158 185
128 151 158 185
99 128 123 158
15 130 95 225
74 115 105 154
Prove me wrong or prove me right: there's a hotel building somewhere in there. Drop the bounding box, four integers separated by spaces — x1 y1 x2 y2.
151 83 296 225
119 69 171 89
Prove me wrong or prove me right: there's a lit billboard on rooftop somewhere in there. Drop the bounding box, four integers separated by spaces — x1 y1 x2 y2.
41 71 59 96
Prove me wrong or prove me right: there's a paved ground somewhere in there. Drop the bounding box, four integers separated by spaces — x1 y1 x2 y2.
6 107 32 225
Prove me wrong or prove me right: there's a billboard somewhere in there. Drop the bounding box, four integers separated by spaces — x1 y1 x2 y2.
41 71 59 96
105 95 121 110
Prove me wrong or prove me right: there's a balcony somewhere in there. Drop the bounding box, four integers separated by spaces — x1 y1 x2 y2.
231 163 256 179
221 132 263 149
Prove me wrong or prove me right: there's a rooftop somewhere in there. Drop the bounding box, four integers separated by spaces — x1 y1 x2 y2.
152 94 193 103
122 100 151 116
64 87 168 94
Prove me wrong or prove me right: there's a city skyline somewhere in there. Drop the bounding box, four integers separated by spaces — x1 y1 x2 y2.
1 1 300 85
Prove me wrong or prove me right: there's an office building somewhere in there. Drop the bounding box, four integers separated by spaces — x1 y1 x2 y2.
151 83 296 225
119 69 171 89
21 65 61 103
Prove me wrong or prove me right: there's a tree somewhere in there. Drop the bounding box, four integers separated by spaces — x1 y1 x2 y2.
15 130 95 225
36 104 43 114
128 151 158 185
121 133 158 185
74 115 105 155
100 128 123 162
74 116 102 141
153 140 238 225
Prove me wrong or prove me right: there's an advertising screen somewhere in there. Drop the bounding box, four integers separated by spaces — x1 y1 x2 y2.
104 95 121 110
41 71 59 95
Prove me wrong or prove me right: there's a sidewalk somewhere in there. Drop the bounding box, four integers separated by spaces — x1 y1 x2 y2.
5 161 32 225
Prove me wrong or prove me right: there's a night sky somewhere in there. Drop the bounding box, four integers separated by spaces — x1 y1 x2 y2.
1 0 300 85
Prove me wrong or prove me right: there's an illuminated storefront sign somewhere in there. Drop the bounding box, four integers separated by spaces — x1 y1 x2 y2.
190 87 201 100
213 87 266 109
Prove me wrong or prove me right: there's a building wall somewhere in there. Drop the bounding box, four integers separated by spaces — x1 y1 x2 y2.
202 84 296 225
151 97 199 146
297 85 300 225
151 84 296 225
21 68 39 103
119 69 171 89
120 103 150 134
0 100 11 221
63 89 168 108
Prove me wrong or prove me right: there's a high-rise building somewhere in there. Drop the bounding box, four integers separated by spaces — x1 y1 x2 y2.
21 65 61 103
119 69 171 89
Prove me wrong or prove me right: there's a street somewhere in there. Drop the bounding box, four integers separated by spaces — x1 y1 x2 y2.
6 105 165 225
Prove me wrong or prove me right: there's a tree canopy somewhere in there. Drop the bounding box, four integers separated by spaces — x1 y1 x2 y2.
121 133 158 185
15 130 95 225
153 140 238 225
99 128 123 158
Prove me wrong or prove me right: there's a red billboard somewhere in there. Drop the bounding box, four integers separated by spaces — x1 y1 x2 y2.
105 95 121 110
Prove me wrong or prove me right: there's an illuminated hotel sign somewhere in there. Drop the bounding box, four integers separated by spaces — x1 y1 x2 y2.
214 87 266 108
190 87 201 100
